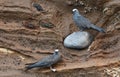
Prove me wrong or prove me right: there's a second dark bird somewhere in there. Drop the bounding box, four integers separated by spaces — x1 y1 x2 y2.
72 9 105 33
25 49 61 72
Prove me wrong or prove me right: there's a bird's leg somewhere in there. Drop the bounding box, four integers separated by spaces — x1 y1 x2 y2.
80 28 85 32
50 66 56 72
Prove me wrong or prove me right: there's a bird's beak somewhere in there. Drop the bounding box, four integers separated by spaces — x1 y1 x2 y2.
72 11 74 14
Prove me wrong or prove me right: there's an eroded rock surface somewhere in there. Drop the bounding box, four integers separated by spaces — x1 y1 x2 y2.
0 0 119 77
0 0 33 19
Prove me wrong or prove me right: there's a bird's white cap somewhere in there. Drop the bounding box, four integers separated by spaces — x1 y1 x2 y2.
55 49 59 52
72 8 78 12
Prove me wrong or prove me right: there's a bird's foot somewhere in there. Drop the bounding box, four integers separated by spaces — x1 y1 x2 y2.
51 69 57 72
79 29 84 32
50 66 57 72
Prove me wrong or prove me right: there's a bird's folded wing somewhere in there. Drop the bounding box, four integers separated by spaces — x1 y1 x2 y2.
77 15 92 28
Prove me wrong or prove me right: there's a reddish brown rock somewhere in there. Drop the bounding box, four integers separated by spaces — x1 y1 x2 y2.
0 0 119 77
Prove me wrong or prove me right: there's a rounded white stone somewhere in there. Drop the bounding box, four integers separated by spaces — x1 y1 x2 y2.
64 31 93 49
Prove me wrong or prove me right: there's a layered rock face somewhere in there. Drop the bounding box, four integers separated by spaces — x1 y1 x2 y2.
0 0 119 77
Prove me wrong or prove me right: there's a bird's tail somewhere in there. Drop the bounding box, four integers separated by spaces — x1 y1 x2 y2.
25 64 35 71
91 25 105 33
25 62 36 65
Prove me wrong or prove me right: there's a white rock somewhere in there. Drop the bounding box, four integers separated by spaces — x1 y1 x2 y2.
64 31 93 49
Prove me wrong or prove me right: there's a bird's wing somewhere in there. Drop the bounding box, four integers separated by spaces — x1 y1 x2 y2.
33 55 55 67
77 15 92 28
40 54 60 65
42 55 55 63
27 53 60 68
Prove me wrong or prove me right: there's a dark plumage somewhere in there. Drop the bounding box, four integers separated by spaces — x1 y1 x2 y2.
25 49 61 72
33 3 44 11
72 9 105 33
22 21 39 29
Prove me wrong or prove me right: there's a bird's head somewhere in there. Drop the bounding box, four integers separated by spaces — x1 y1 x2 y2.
72 8 79 15
54 49 59 54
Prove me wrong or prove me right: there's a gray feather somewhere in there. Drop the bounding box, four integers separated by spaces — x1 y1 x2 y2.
25 49 61 70
72 9 105 33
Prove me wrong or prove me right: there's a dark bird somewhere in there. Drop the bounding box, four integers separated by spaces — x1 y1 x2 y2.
72 9 105 33
25 49 61 72
39 20 55 28
33 3 44 11
22 21 39 29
